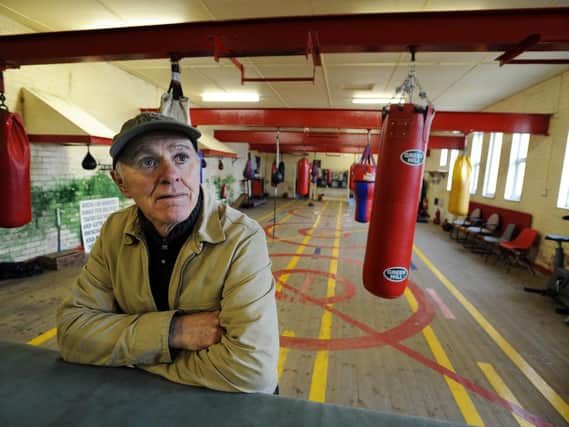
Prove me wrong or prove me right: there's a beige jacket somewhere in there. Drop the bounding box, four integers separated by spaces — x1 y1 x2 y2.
57 188 279 393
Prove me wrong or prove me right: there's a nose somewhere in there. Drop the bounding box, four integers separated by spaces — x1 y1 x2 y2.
158 158 180 183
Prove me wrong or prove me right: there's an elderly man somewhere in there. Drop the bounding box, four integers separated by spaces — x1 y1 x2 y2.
57 112 279 393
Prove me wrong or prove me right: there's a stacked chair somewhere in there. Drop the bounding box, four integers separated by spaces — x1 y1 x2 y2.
459 212 501 247
450 208 482 240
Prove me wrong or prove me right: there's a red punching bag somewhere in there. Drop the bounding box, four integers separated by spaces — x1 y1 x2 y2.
363 104 435 299
296 158 310 196
0 109 32 228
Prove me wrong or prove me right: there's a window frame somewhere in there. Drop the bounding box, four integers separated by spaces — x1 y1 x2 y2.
469 132 484 195
446 149 460 192
556 132 569 209
439 149 448 167
482 132 503 198
504 133 530 202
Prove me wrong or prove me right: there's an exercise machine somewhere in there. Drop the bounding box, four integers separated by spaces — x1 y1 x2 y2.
524 216 569 323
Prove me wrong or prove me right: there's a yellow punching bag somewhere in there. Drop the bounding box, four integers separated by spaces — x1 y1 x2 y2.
448 154 472 216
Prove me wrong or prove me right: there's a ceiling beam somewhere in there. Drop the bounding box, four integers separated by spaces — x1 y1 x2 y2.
430 111 550 134
227 130 465 153
215 130 380 146
428 135 465 150
0 8 568 66
187 108 382 129
182 108 550 134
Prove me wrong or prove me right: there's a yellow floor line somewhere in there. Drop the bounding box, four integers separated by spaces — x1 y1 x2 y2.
27 328 57 346
255 200 293 223
405 289 484 426
276 207 325 293
278 330 295 382
414 245 569 424
308 203 342 403
478 362 535 427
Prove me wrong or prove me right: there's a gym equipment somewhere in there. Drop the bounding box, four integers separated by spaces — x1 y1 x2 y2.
355 181 374 223
524 216 569 320
363 103 434 299
296 158 310 196
81 144 97 170
448 153 472 217
160 59 191 125
0 103 32 228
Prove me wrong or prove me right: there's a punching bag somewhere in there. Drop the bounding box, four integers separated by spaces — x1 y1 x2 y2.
296 158 310 196
448 154 472 217
0 110 32 228
363 104 435 299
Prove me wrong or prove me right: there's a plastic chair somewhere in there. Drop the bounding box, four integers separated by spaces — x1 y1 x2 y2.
477 223 517 260
451 208 482 240
461 212 501 246
498 228 539 275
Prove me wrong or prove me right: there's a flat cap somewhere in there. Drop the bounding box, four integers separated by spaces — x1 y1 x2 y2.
110 112 201 164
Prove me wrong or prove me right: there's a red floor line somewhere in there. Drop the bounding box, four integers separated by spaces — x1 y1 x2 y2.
426 288 456 319
278 278 551 426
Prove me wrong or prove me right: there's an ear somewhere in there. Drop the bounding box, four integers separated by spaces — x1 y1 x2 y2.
110 169 132 198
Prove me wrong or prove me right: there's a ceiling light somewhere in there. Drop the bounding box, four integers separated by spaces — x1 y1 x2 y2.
202 92 259 102
352 97 395 105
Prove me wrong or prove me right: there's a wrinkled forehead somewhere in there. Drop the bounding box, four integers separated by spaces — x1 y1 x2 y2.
118 131 196 161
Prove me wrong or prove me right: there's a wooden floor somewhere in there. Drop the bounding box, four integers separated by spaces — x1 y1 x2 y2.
1 198 568 426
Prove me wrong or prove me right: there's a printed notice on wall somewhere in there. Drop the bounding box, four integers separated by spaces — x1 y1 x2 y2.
80 197 120 253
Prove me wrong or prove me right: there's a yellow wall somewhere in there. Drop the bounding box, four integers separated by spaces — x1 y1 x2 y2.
426 70 569 269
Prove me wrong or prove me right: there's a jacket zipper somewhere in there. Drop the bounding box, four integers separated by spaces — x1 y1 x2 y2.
140 237 158 312
173 252 197 309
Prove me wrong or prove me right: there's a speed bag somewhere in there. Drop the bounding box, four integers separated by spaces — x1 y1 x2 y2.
271 161 283 187
0 110 32 228
363 103 435 299
448 154 472 217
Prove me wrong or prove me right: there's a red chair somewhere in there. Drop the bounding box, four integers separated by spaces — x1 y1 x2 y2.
499 228 539 275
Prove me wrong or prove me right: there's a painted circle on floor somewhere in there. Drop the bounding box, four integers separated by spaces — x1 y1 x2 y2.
264 224 364 250
270 253 434 351
297 227 352 239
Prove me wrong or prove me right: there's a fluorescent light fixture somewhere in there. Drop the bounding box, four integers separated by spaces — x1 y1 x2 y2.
352 97 395 105
202 92 259 102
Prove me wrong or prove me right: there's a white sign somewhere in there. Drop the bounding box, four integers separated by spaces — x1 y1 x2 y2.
80 197 120 253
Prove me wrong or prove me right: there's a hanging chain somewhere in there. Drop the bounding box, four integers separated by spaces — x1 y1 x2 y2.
0 68 7 111
393 49 433 107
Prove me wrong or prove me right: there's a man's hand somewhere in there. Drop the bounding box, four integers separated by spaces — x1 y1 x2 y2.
169 311 223 351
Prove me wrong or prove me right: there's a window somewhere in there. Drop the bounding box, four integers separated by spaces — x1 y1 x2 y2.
446 149 459 191
469 133 484 194
504 133 530 201
482 133 503 198
439 149 448 167
557 132 569 209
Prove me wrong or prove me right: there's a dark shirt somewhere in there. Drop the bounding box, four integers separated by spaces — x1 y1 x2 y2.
138 192 202 311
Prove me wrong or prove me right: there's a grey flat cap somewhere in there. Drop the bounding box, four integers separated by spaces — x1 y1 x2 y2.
110 112 201 164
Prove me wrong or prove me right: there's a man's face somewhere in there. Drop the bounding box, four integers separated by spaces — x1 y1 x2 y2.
111 132 200 235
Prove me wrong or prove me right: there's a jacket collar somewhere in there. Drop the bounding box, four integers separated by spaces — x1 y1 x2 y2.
123 185 226 247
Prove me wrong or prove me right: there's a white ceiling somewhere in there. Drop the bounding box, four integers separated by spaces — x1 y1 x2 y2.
0 0 568 112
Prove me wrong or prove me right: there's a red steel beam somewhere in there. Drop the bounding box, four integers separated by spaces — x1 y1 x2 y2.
28 134 112 145
226 130 463 153
430 111 550 134
428 135 466 150
184 108 549 134
188 108 382 129
215 130 380 146
0 8 568 66
250 143 366 154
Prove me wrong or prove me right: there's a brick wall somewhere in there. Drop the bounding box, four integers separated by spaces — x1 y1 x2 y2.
0 144 128 262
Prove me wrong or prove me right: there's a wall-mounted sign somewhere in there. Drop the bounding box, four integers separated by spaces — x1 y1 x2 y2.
80 197 120 253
